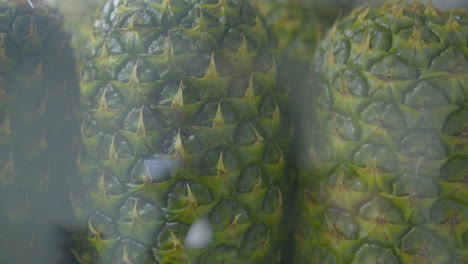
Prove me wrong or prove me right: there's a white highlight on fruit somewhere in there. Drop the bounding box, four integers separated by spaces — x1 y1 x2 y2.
185 218 213 249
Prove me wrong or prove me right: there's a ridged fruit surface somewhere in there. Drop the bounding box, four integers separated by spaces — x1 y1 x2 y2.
296 1 467 263
73 0 292 263
0 0 79 263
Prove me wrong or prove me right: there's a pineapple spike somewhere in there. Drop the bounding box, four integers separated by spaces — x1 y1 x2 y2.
253 170 262 191
98 87 109 110
170 231 184 250
197 10 208 31
129 60 140 87
130 199 139 222
108 136 118 160
218 0 228 13
276 186 283 207
360 25 371 52
263 230 271 246
80 119 87 139
204 53 218 79
122 244 133 264
171 81 184 107
186 184 197 206
248 122 264 143
98 172 107 196
212 101 225 128
275 142 284 161
231 212 245 227
88 218 101 241
216 151 227 176
127 13 137 30
243 76 255 99
144 163 153 184
237 33 249 57
0 112 11 135
445 11 461 31
174 130 187 159
136 105 146 135
357 5 370 21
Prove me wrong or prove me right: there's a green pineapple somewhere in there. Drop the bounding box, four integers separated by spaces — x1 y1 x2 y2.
295 1 467 263
0 0 79 263
72 0 292 263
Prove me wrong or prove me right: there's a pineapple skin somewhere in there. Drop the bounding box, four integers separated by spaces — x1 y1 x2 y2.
73 0 292 263
296 1 468 263
0 0 79 263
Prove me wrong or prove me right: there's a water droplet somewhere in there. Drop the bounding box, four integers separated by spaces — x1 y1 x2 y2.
185 218 213 249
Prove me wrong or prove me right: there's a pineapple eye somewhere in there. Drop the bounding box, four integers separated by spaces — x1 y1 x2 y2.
227 75 250 97
106 34 124 55
88 211 118 239
94 83 125 109
132 9 158 28
236 166 262 193
148 35 168 55
210 200 249 230
113 239 154 263
242 225 269 251
122 106 166 133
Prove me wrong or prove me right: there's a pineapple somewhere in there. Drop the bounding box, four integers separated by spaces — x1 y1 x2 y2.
72 0 292 263
0 0 79 263
295 1 468 263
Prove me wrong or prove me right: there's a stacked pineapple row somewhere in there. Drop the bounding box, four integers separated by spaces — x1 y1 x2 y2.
0 0 466 263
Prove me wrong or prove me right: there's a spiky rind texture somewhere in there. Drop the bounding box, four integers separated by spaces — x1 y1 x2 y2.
0 0 79 263
73 0 292 263
296 1 468 263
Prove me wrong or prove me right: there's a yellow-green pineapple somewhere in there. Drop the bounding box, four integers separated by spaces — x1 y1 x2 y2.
72 0 292 263
296 1 467 263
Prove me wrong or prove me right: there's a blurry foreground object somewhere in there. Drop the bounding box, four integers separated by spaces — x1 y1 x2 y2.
296 0 467 263
46 0 102 51
252 0 355 261
72 0 293 263
0 0 79 263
